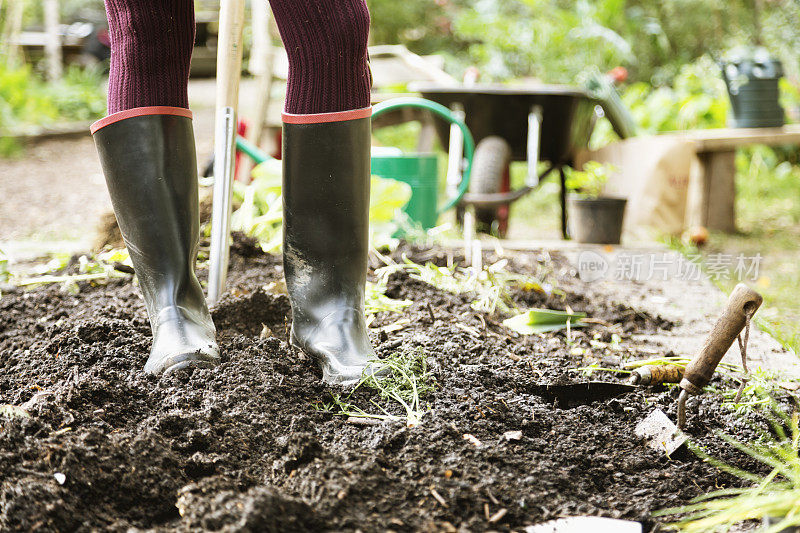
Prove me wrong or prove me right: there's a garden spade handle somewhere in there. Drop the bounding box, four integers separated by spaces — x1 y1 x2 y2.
208 0 246 305
677 283 762 427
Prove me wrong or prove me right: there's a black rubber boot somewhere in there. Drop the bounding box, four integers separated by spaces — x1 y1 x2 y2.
282 114 382 385
93 112 219 375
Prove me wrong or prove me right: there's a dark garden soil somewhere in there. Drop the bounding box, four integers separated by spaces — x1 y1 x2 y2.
0 237 779 532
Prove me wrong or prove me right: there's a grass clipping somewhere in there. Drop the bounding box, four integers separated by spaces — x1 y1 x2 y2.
659 406 800 532
317 349 433 428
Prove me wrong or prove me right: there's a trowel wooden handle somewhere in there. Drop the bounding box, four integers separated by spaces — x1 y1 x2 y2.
680 284 762 395
629 364 683 386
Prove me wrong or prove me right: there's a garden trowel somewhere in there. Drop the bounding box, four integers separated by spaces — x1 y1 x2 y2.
634 408 687 456
632 284 762 452
531 381 686 455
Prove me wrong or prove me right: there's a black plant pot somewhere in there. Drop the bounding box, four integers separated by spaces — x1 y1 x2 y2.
568 195 627 244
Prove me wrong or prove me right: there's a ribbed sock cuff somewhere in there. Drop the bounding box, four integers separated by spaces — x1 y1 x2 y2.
104 0 195 114
269 0 372 115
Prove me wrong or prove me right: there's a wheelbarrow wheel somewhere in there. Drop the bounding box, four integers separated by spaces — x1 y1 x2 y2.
470 136 512 236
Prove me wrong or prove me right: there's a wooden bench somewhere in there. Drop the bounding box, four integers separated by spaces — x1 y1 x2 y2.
682 124 800 232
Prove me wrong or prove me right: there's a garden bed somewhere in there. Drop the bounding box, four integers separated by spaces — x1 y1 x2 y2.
0 238 785 531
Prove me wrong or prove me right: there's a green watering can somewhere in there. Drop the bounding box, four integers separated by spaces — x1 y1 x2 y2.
371 97 474 230
233 97 474 230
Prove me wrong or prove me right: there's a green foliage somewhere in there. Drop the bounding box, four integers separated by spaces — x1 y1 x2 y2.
452 0 634 82
503 307 587 335
659 406 800 532
564 161 615 199
721 368 787 414
626 57 729 132
0 246 8 285
372 121 425 153
369 175 414 246
0 63 105 130
231 159 284 252
10 248 131 295
367 0 455 56
590 57 730 148
45 65 107 122
736 146 800 232
366 271 413 316
368 0 800 93
315 349 434 427
374 254 555 315
360 349 433 427
0 404 30 419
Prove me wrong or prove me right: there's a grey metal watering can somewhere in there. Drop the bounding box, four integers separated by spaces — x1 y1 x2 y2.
719 47 784 128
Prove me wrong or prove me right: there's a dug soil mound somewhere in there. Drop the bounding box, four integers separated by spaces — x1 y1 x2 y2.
0 239 774 531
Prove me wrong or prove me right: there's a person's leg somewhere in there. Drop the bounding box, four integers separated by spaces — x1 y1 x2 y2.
104 0 195 113
269 0 372 114
92 0 218 375
269 0 379 384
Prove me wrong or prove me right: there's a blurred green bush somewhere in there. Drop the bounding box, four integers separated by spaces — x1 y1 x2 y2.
0 63 105 156
368 0 800 90
0 63 105 130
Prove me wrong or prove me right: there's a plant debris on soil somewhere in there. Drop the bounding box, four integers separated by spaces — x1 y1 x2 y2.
0 236 783 531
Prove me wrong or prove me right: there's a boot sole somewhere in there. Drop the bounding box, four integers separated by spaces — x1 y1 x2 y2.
291 332 387 386
161 358 218 376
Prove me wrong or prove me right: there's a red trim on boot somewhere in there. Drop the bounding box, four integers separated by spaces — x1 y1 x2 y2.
91 106 193 134
282 107 372 125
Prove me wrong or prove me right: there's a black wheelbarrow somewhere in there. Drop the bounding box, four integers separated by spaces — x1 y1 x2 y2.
414 84 599 238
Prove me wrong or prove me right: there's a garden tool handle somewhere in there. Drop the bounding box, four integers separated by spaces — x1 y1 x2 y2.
628 364 683 386
372 97 475 214
215 0 246 112
679 284 763 395
208 0 246 305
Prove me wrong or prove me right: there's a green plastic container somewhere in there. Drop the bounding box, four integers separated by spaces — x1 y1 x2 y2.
370 97 475 233
371 154 439 230
234 98 474 231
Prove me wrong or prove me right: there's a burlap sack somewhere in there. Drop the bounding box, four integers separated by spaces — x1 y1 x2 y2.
575 135 697 242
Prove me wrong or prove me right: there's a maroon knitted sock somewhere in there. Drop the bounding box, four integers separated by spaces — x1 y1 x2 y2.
269 0 372 115
103 0 195 114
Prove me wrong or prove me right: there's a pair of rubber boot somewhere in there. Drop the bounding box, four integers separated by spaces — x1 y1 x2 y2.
92 108 377 384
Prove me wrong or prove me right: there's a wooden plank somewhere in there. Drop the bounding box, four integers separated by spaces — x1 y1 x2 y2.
702 151 737 232
682 124 800 152
685 150 737 232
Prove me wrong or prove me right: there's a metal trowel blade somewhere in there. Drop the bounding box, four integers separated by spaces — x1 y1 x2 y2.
635 408 687 455
525 516 642 532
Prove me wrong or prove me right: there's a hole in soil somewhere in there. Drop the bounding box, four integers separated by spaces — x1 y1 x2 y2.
212 289 291 340
526 382 637 408
184 458 218 480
